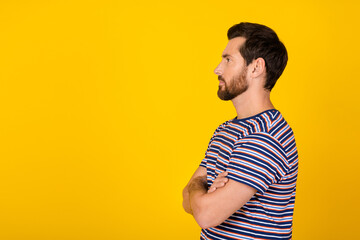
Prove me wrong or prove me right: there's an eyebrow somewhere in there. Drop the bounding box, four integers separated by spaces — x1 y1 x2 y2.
222 54 232 58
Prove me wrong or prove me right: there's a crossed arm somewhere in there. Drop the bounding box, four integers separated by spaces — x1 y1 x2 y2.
182 166 257 229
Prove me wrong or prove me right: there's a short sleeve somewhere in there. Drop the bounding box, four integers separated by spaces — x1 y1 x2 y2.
199 158 207 168
198 123 227 168
199 139 212 168
226 132 290 194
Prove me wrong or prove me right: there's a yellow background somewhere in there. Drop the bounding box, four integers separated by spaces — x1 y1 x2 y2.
0 0 359 239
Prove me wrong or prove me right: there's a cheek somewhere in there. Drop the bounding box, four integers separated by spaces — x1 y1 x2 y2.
229 68 241 78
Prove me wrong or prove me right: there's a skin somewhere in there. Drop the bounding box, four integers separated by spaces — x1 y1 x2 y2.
182 37 276 229
182 169 229 214
217 53 248 101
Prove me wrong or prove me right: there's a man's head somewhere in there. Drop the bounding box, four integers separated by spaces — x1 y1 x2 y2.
215 22 288 100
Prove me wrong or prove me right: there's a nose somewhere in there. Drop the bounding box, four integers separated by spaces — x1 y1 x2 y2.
214 63 222 76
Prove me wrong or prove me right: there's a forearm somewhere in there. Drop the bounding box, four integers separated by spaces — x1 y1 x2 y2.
189 179 257 229
190 180 227 229
188 176 208 220
182 185 193 214
189 188 226 229
183 175 207 215
184 170 255 229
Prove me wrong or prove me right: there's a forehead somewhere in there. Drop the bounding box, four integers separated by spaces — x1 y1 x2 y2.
222 37 246 57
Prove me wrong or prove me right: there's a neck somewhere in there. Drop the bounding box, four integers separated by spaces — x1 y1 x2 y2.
231 87 274 120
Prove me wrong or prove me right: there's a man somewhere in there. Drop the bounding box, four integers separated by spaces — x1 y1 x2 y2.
182 22 298 240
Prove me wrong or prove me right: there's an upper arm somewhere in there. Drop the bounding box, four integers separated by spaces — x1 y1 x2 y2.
226 133 289 194
192 179 256 229
193 133 288 229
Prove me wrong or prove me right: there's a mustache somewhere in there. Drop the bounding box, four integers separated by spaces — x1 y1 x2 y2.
218 76 225 81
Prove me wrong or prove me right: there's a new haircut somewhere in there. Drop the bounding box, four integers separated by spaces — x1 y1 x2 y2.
227 22 288 91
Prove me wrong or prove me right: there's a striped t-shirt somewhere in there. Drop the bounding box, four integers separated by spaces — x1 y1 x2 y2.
199 109 298 240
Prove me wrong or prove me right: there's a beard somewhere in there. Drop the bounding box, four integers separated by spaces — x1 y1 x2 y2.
217 68 248 101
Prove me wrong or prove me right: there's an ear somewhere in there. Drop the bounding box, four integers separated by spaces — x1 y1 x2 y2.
250 58 266 79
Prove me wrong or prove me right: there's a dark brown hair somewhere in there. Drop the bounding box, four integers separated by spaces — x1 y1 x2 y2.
227 22 288 91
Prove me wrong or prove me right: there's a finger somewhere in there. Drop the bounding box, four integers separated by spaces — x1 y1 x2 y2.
218 171 228 177
213 176 228 184
208 186 216 193
211 182 225 188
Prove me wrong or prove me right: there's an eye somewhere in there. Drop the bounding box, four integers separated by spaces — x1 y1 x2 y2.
226 58 231 63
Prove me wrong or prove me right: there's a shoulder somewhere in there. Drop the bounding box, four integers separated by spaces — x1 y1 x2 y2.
235 131 287 160
248 109 295 149
208 119 237 139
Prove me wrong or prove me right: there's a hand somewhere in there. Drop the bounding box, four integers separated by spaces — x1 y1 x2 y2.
207 171 229 193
